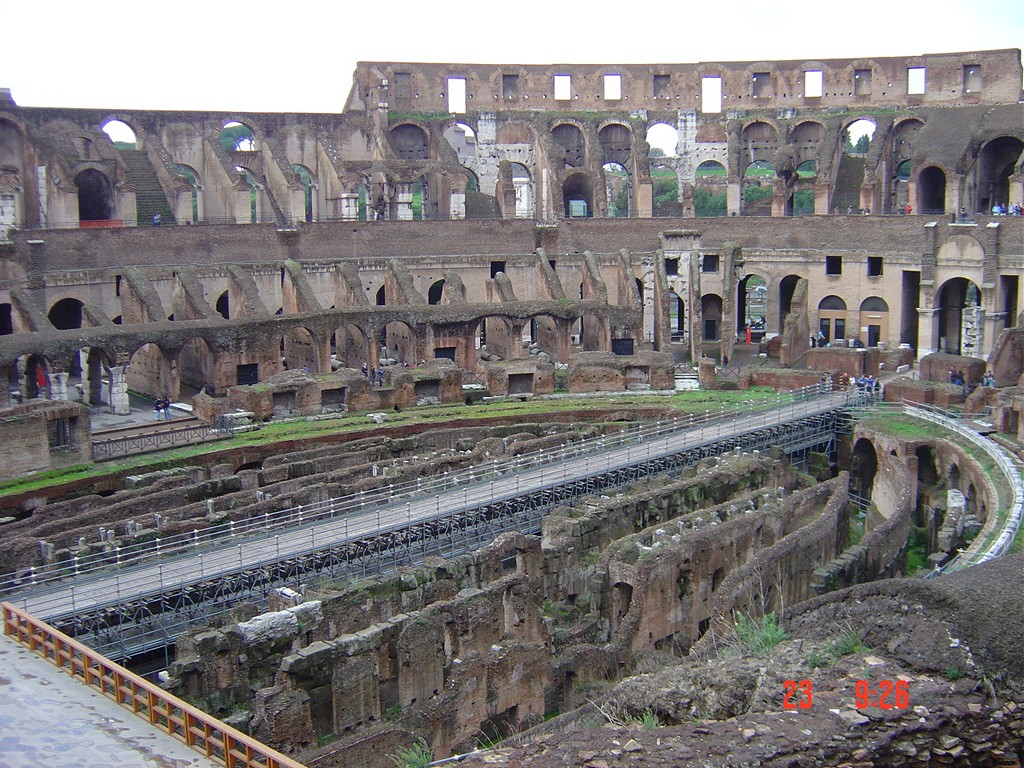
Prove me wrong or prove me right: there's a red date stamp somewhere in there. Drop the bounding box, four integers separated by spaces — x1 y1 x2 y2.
782 679 813 709
855 679 909 709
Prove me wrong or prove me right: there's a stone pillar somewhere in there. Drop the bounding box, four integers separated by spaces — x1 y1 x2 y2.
51 371 69 401
960 305 985 358
108 365 130 415
916 308 940 356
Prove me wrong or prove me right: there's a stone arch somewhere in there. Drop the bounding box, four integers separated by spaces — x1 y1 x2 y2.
526 311 563 364
47 297 84 330
817 295 848 344
333 322 370 371
602 162 629 218
101 118 137 149
220 121 257 152
742 160 774 216
428 279 445 305
646 122 678 157
128 341 175 400
947 462 960 491
738 275 767 337
292 164 315 222
551 123 585 167
917 165 947 214
598 123 632 167
281 325 320 372
23 354 52 400
216 291 230 320
850 437 878 502
701 293 723 342
650 163 679 217
843 118 876 155
442 122 476 158
975 136 1023 213
177 336 215 396
380 320 418 366
75 168 114 221
562 172 593 218
858 296 889 348
741 120 780 166
175 164 201 223
778 274 801 333
916 444 938 485
388 123 429 160
937 277 983 355
695 160 727 218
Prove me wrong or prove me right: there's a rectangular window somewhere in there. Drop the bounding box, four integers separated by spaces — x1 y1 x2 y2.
653 74 670 98
393 72 412 99
665 258 679 276
554 74 572 100
701 77 722 113
867 256 884 277
907 67 926 95
47 418 73 449
603 74 622 100
752 72 771 98
804 70 823 98
702 254 719 273
834 318 846 340
963 65 982 93
854 69 872 95
490 260 507 278
502 74 519 99
826 255 842 275
447 77 466 113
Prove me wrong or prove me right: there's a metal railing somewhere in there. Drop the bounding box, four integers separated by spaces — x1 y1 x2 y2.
0 383 836 597
92 419 236 461
1 602 307 768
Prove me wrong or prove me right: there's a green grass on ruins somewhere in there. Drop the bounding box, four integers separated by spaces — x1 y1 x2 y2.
0 388 788 502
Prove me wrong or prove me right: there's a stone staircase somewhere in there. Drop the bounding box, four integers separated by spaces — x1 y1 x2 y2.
118 149 175 226
832 153 865 212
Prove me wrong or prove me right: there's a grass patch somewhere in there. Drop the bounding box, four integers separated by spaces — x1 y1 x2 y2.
636 709 661 729
389 737 433 768
807 630 869 669
732 612 788 655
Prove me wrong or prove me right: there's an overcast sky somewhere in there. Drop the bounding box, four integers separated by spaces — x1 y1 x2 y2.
3 0 1022 114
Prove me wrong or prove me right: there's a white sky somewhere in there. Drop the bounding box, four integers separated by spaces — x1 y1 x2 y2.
2 0 1022 114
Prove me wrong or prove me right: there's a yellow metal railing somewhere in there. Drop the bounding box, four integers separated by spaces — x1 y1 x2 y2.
1 602 307 768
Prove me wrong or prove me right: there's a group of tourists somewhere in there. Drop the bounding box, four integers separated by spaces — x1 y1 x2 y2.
153 396 173 420
360 364 387 387
990 203 1022 215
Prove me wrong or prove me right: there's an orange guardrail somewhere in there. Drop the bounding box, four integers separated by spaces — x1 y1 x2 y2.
1 602 307 768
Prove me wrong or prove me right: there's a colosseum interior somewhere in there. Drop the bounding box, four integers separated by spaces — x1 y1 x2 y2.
0 48 1023 768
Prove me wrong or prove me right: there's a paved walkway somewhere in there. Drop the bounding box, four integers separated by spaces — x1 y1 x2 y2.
0 631 218 768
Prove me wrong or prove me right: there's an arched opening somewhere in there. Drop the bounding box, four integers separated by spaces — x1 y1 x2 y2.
177 337 214 396
916 445 938 486
742 160 774 216
948 462 960 491
701 294 723 342
511 163 533 219
738 275 767 338
858 296 889 348
563 173 592 218
918 166 946 214
646 123 678 157
333 323 369 370
128 342 172 400
220 121 256 152
101 119 137 149
976 136 1023 213
75 169 114 222
380 320 417 366
527 313 562 365
602 162 629 217
292 164 315 222
389 124 429 160
0 303 12 335
551 123 585 167
175 165 201 223
695 160 727 217
598 123 632 168
843 119 875 155
235 166 260 223
792 160 816 216
442 123 476 157
48 297 84 330
428 279 445 305
895 160 913 212
669 290 685 341
281 326 318 372
216 291 230 320
850 438 878 503
778 275 801 332
375 285 386 306
651 164 679 217
24 355 50 400
817 295 848 345
937 278 982 355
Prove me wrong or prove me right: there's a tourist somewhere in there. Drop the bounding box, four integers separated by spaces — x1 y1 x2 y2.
152 213 161 226
903 203 912 215
154 397 164 420
162 396 172 420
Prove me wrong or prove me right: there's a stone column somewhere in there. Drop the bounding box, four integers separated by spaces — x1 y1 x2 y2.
50 371 69 401
916 307 940 356
108 365 130 415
